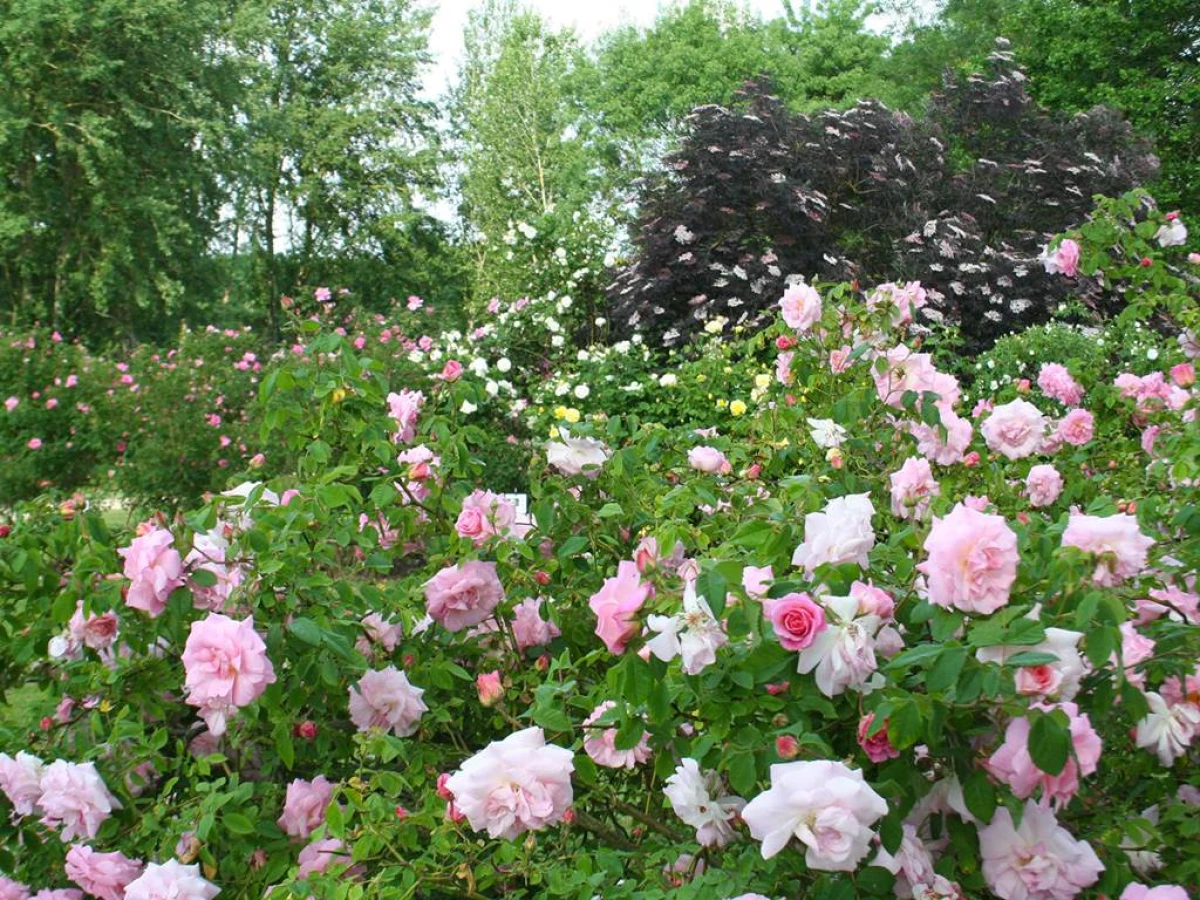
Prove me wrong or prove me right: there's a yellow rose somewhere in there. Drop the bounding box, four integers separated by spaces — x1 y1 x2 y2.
730 400 747 416
563 408 581 424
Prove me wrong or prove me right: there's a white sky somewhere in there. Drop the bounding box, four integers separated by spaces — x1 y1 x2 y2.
422 0 818 99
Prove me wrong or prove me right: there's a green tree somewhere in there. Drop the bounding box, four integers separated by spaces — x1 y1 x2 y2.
0 0 237 343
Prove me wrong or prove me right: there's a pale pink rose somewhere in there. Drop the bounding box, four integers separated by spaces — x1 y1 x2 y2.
546 431 610 477
444 727 574 840
64 845 144 900
30 892 82 900
1135 692 1200 766
0 876 29 900
582 702 651 769
796 594 884 697
1056 408 1094 446
386 389 424 443
438 360 463 382
889 457 940 520
1156 218 1188 248
123 860 219 900
873 345 960 409
867 281 926 327
26 438 42 450
742 759 887 869
1118 622 1156 688
979 803 1103 900
909 406 974 466
779 284 822 332
1037 363 1084 407
987 702 1101 807
1121 885 1190 900
476 670 504 706
297 838 353 876
1041 239 1081 277
118 527 184 617
791 493 875 574
919 503 1018 614
1025 464 1064 508
355 612 403 656
181 614 276 736
455 490 521 545
277 775 334 839
424 561 505 632
37 761 121 842
1170 363 1195 387
1016 664 1063 697
634 536 686 575
0 751 44 815
645 580 727 675
185 530 242 612
663 758 745 847
1061 513 1153 586
776 350 794 385
763 593 827 651
742 565 773 599
348 667 427 737
857 713 898 763
588 561 652 653
688 445 732 474
829 345 853 374
981 399 1046 460
850 581 895 620
3 397 17 413
511 597 559 651
1139 586 1200 625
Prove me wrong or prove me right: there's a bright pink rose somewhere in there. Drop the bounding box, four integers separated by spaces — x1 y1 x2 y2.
1056 408 1094 446
123 861 219 900
455 490 521 545
857 713 899 763
688 446 731 474
181 614 276 736
1037 363 1084 407
118 527 184 617
511 597 559 651
1061 513 1154 586
445 727 574 840
1041 239 1081 278
919 503 1018 614
589 560 653 653
1121 886 1190 900
583 702 651 769
64 845 144 900
277 775 334 839
0 751 44 815
0 877 29 900
987 703 1101 807
764 593 827 651
297 838 353 876
438 360 463 382
779 284 822 332
742 759 887 869
979 803 1103 900
1170 363 1195 388
981 399 1046 459
348 667 427 737
386 389 425 443
1025 464 1064 508
889 457 940 520
424 561 505 632
37 761 121 842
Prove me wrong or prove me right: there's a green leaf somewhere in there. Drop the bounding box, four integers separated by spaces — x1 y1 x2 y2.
288 618 324 645
223 812 255 835
926 646 968 692
189 567 218 588
962 769 997 822
726 751 758 796
1028 709 1071 776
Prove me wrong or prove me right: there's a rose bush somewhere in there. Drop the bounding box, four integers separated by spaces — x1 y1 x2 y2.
0 204 1198 899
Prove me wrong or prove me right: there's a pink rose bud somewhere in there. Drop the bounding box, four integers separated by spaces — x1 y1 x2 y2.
857 713 900 763
1017 378 1031 392
436 773 455 801
534 570 551 586
1140 257 1153 267
440 360 463 382
293 720 318 740
785 394 797 406
249 453 265 468
765 680 790 695
535 654 550 672
0 525 10 538
1171 363 1195 387
40 716 53 731
963 451 981 467
775 335 796 350
775 735 800 759
1167 210 1180 221
395 805 409 819
746 463 762 479
250 848 267 869
476 671 503 706
1188 252 1200 264
402 654 416 668
1017 511 1030 525
562 808 576 824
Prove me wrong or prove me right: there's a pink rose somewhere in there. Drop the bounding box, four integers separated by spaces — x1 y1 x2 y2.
979 803 1103 900
1061 512 1153 586
981 399 1047 459
64 845 144 900
857 713 899 763
909 406 974 466
867 281 926 327
850 581 895 619
764 593 827 651
0 751 44 815
582 702 651 769
444 727 574 839
37 761 121 842
123 861 219 900
386 389 425 443
889 457 940 520
355 612 403 656
829 345 852 374
424 561 505 631
511 597 559 651
297 838 354 877
1122 886 1190 900
118 527 184 617
277 775 334 839
872 345 960 409
779 284 822 332
455 490 521 545
30 892 82 900
791 493 875 574
182 614 276 736
987 702 1101 807
439 360 463 382
688 446 731 474
776 350 794 385
1041 238 1081 277
588 561 652 654
0 876 29 900
1025 464 1064 507
1056 408 1094 446
1037 363 1084 407
1171 363 1196 387
919 503 1018 614
348 667 427 737
476 671 504 706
